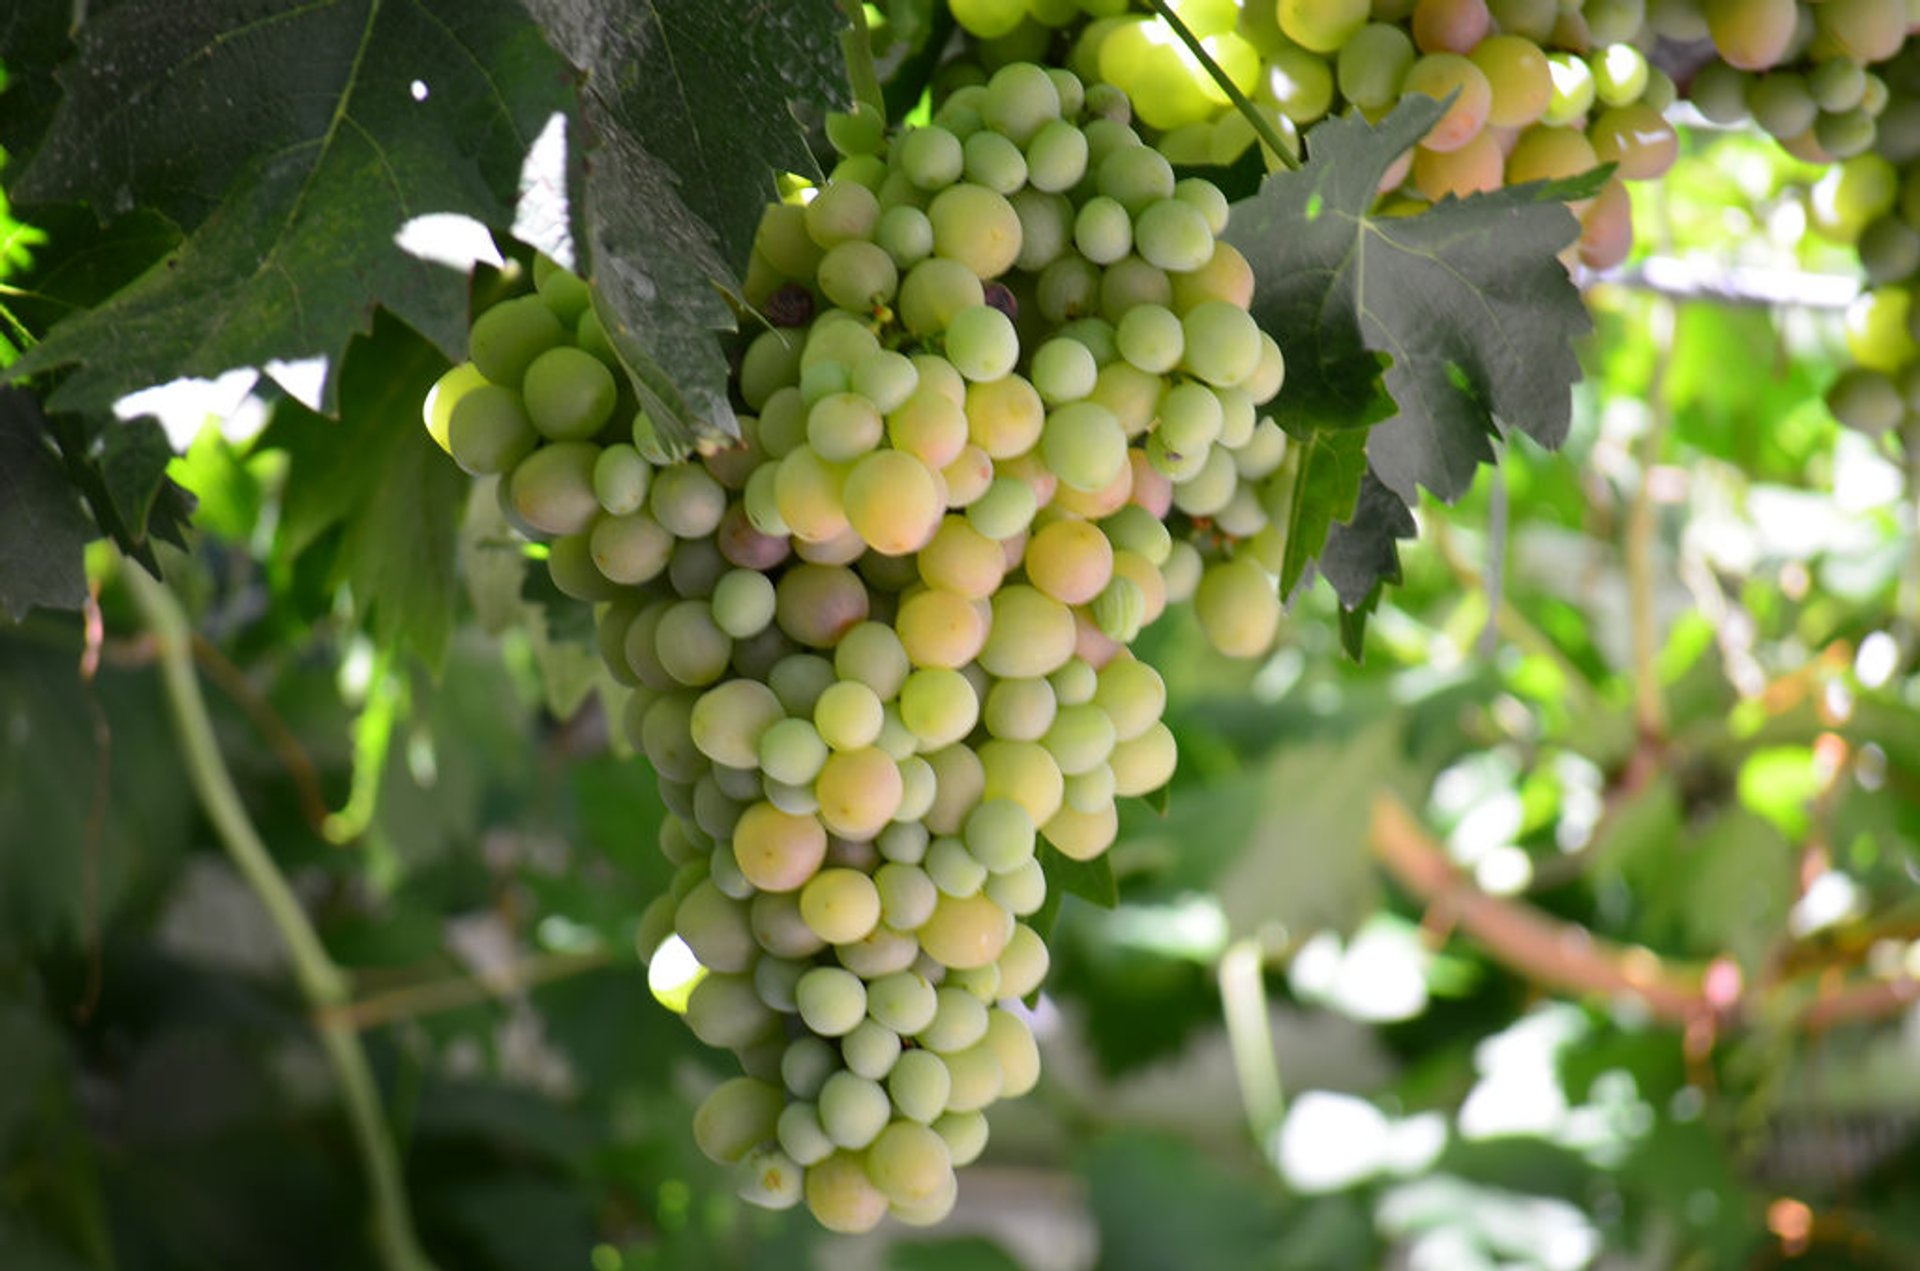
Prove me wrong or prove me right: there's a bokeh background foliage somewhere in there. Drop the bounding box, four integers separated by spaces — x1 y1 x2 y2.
5 3 1920 1271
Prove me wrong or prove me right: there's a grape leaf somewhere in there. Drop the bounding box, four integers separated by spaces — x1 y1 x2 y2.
0 0 71 160
4 0 572 416
517 0 848 450
1320 470 1418 657
1226 98 1598 618
255 313 467 666
0 389 91 620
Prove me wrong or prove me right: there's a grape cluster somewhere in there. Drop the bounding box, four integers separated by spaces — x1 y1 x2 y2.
942 0 1681 272
426 57 1288 1231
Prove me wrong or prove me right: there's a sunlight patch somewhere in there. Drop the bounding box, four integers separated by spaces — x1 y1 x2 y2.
394 212 503 273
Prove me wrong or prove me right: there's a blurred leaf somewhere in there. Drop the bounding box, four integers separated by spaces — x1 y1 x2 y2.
1082 1132 1309 1271
0 389 90 619
890 1236 1028 1271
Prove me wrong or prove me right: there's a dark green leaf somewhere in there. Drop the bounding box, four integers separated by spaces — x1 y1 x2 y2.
0 206 182 340
1032 841 1117 940
0 388 90 619
256 314 467 665
1228 99 1596 622
95 416 175 546
517 0 849 449
1319 471 1416 612
7 0 572 415
1274 422 1377 599
0 0 71 160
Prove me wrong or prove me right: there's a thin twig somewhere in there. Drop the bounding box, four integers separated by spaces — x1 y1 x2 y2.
838 0 886 122
125 566 439 1271
1627 299 1674 740
322 949 612 1033
190 634 335 834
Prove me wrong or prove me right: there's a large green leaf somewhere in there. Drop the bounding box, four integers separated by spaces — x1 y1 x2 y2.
255 313 468 665
518 0 849 449
1226 98 1598 619
6 0 572 415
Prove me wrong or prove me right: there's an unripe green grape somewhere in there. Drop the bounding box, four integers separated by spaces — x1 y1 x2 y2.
1024 515 1115 605
966 476 1039 540
983 855 1045 916
510 440 602 535
879 821 932 866
1036 255 1102 323
900 257 988 335
638 692 704 782
449 385 539 476
875 864 940 936
962 799 1037 875
1816 108 1878 160
1110 720 1179 799
1277 0 1367 53
795 964 868 1038
591 443 652 515
690 679 784 770
753 954 806 1013
942 1039 1004 1113
1041 401 1129 493
423 361 487 454
1506 125 1601 186
1031 338 1098 406
805 180 880 249
779 1102 834 1166
1065 763 1116 815
757 200 827 280
1827 366 1904 434
1044 703 1118 776
1097 144 1176 217
1339 24 1417 113
756 716 827 785
1704 0 1795 71
984 1009 1041 1098
668 535 728 598
784 1036 841 1101
645 463 724 539
774 564 869 649
799 866 884 946
897 667 980 749
655 599 732 687
1688 59 1751 125
693 1077 785 1166
926 835 989 897
815 746 906 840
928 184 1023 280
521 345 617 442
1115 304 1184 374
1748 72 1818 139
1811 58 1869 115
933 1110 989 1168
1411 0 1491 54
733 1144 804 1211
805 1149 889 1233
887 388 970 470
1590 104 1678 181
470 295 565 388
919 516 1007 599
1170 446 1238 517
896 587 990 670
1860 215 1920 286
1048 657 1097 707
814 680 885 751
753 888 829 957
842 1018 903 1081
685 972 777 1049
979 586 1077 679
917 985 991 1054
917 891 1014 972
887 1049 952 1125
817 240 899 311
961 128 1028 195
817 1070 891 1150
866 1120 955 1208
895 752 941 819
945 305 1021 383
826 622 908 701
876 205 935 271
1261 45 1334 124
1074 196 1133 265
709 569 777 640
1042 799 1119 860
1181 300 1263 388
549 529 625 601
1098 254 1173 324
675 879 756 973
983 676 1057 742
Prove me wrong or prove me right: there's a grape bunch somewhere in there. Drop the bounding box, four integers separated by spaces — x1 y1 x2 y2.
425 58 1288 1230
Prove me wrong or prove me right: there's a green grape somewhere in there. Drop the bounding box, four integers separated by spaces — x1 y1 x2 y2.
1541 53 1597 127
1115 304 1184 374
1180 300 1263 388
1024 516 1115 605
984 1009 1041 1098
593 443 653 514
690 679 784 770
984 854 1047 915
1193 558 1280 659
589 510 672 585
916 985 991 1054
685 973 777 1049
423 361 487 455
521 345 617 441
798 866 884 946
449 384 543 481
637 693 704 783
815 746 906 839
1109 720 1178 799
1261 45 1335 124
1098 255 1173 323
965 475 1040 540
774 563 870 649
1031 338 1099 405
962 799 1037 875
876 204 935 270
655 600 731 688
896 587 990 670
1748 72 1818 139
1810 58 1869 114
928 184 1023 279
1040 401 1129 493
1471 33 1552 129
982 676 1057 742
753 889 829 958
1133 198 1213 274
813 680 884 752
1010 188 1074 274
1815 108 1878 160
779 1102 834 1166
817 240 899 311
917 892 1014 971
983 60 1062 146
805 180 880 248
1097 144 1176 216
818 1070 891 1150
1339 24 1417 112
1277 0 1368 53
757 201 827 280
918 517 1005 599
944 304 1021 382
1688 60 1752 125
866 1121 955 1207
1411 0 1491 54
963 129 1029 194
942 1040 1003 1112
1073 195 1133 264
795 964 868 1038
926 835 989 897
783 1036 840 1100
979 586 1077 680
844 450 943 557
900 257 987 335
510 440 602 535
1813 0 1905 65
1043 703 1117 776
1403 53 1493 153
1704 0 1796 71
753 955 806 1013
827 102 887 157
887 388 970 469
1591 43 1649 108
875 862 941 934
470 294 565 388
897 667 979 749
887 1049 953 1125
674 879 755 973
693 1077 785 1165
1590 104 1678 180
1827 366 1904 434
711 569 777 639
1026 118 1090 193
647 463 725 539
831 622 911 699
950 0 1026 38
1036 254 1102 321
1860 215 1920 286
805 1149 890 1234
842 1019 903 1081
733 1145 804 1211
1506 125 1601 186
933 1110 990 1168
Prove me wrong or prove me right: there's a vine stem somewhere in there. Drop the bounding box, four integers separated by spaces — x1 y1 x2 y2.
1626 298 1674 740
838 0 886 122
1140 0 1300 171
1218 939 1285 1158
125 566 439 1271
